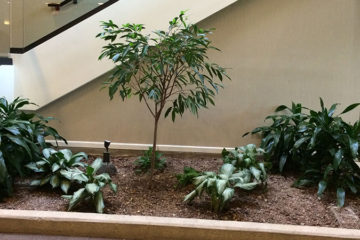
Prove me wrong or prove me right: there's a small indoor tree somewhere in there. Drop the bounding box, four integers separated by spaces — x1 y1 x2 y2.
97 12 229 183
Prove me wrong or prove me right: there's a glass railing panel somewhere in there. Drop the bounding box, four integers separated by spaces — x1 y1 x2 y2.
0 0 10 56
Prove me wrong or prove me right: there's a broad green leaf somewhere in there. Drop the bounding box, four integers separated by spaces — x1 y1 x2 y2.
258 162 267 180
193 175 208 185
85 183 100 195
5 135 32 159
337 188 345 207
52 163 60 173
40 176 50 186
25 162 42 172
94 173 111 182
59 149 72 161
61 180 71 194
328 103 339 117
43 148 56 159
294 137 310 149
324 164 333 179
60 169 88 183
110 182 117 193
219 164 235 177
62 195 72 200
320 98 324 111
30 179 41 186
349 139 359 158
317 180 327 196
250 166 261 181
279 155 287 173
341 103 360 115
235 182 258 190
0 152 8 181
67 188 86 211
216 179 227 195
275 105 288 112
184 190 197 202
333 149 343 170
95 191 105 213
5 127 21 136
50 175 60 188
90 158 103 174
222 187 234 203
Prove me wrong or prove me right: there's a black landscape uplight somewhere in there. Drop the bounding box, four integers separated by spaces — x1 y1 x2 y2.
98 140 117 175
103 140 111 162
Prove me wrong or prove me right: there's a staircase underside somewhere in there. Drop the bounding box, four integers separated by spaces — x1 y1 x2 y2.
11 0 236 110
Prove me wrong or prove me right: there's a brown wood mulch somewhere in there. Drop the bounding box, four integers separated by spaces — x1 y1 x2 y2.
1 152 360 229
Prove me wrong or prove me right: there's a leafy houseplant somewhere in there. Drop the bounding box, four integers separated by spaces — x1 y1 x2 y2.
247 99 360 206
62 158 117 213
97 12 229 183
134 147 166 174
184 144 266 212
0 97 66 199
26 148 87 193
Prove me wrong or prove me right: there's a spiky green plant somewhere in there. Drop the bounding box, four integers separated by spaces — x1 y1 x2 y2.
247 98 360 207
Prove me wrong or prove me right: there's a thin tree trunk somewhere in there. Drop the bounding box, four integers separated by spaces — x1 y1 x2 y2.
149 115 159 188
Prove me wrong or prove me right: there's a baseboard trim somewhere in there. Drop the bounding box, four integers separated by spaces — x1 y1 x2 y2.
47 140 232 154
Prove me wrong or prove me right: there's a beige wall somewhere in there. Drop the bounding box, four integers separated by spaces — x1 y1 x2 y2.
38 0 360 148
0 0 10 55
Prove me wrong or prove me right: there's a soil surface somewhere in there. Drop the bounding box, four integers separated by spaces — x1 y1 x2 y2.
1 152 360 229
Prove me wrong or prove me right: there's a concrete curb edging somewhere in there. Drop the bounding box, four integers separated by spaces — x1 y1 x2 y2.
0 210 359 240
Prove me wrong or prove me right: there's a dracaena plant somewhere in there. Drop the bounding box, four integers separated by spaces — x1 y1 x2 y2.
134 147 166 174
247 98 360 206
62 158 117 213
243 102 307 173
185 145 267 212
0 97 66 199
97 12 229 184
26 148 87 193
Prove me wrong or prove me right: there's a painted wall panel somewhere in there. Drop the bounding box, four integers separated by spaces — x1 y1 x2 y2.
38 0 360 148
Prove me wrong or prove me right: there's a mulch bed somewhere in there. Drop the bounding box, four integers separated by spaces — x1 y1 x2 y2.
1 152 360 229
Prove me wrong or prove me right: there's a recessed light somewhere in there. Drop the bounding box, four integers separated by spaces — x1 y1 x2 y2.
3 20 10 25
98 2 104 5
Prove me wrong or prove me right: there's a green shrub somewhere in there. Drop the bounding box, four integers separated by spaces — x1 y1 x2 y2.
176 167 201 188
62 158 117 213
247 98 360 206
0 97 66 199
184 144 266 212
134 147 166 174
26 148 87 193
